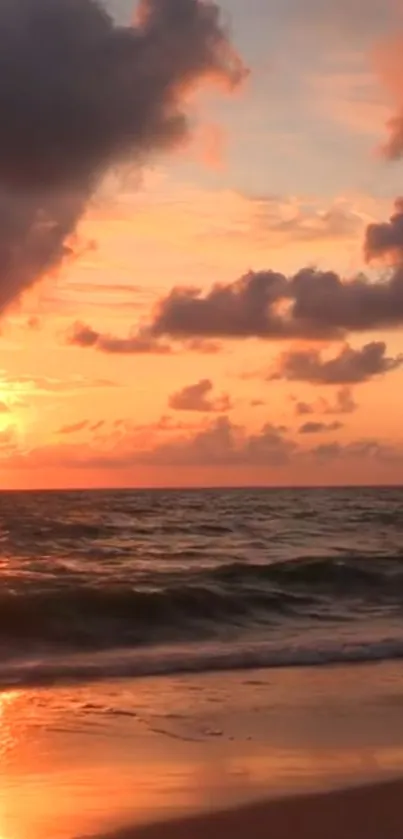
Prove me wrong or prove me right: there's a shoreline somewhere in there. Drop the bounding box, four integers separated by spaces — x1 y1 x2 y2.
2 661 403 839
88 777 403 839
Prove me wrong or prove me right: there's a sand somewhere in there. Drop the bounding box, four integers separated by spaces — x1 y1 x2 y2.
94 777 403 839
2 660 403 838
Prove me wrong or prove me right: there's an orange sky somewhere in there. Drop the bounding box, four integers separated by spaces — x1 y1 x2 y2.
1 0 403 489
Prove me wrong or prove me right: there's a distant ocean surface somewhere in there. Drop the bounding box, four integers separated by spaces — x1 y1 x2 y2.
0 486 403 688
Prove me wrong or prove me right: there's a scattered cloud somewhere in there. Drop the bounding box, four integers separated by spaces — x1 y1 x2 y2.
148 262 403 342
295 400 314 416
90 420 105 433
169 379 232 413
299 420 343 435
5 416 403 483
66 321 172 355
294 387 357 417
271 341 403 385
58 420 89 435
365 199 403 263
324 387 357 414
136 417 295 468
311 438 401 465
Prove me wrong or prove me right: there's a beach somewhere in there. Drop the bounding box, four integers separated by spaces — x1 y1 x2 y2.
104 778 403 839
2 659 403 839
1 487 403 839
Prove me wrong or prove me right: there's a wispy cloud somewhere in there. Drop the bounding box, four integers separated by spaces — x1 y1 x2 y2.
58 420 90 435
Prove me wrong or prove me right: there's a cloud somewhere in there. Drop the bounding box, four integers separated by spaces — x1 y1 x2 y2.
375 35 403 160
148 262 403 341
0 370 118 397
251 198 364 244
5 416 295 471
67 321 172 355
311 438 401 465
8 414 403 482
136 417 295 468
365 199 403 263
295 400 314 416
299 420 343 435
0 0 246 312
184 338 222 354
66 321 224 355
271 341 402 385
324 387 357 415
59 420 89 435
295 387 357 417
169 379 232 412
90 420 105 433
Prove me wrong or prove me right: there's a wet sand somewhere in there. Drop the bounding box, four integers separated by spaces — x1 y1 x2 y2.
2 661 403 838
95 777 403 839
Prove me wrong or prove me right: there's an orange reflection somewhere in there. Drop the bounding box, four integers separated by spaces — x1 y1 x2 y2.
1 671 403 839
0 691 19 754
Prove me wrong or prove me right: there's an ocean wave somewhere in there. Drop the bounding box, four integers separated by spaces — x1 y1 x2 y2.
208 555 403 587
1 635 403 690
0 580 312 649
0 554 402 651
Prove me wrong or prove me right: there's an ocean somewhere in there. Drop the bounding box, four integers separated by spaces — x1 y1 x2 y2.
1 485 403 688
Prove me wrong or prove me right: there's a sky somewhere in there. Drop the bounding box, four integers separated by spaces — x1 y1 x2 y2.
1 0 403 488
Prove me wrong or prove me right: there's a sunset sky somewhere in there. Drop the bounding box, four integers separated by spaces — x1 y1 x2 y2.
1 0 403 488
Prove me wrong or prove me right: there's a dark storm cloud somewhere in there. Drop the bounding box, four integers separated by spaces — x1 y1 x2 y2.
271 341 402 385
149 264 403 341
0 0 245 190
67 321 172 355
0 0 245 311
364 199 403 263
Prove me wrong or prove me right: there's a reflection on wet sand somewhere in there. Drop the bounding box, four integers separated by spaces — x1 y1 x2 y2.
1 663 403 839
